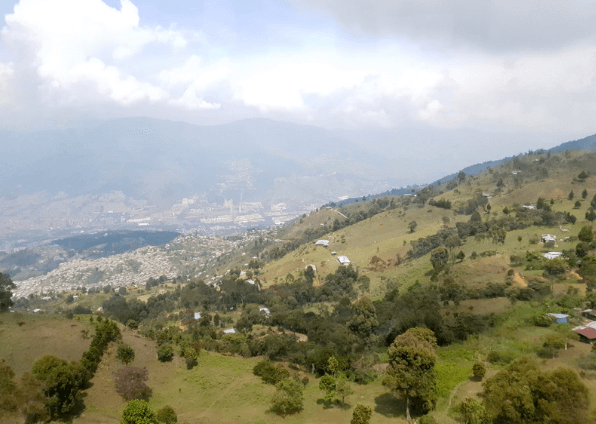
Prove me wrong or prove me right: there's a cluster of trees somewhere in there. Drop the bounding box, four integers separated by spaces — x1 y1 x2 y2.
0 272 15 312
456 357 591 424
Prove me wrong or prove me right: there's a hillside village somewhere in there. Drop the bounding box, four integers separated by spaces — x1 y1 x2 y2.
4 149 596 424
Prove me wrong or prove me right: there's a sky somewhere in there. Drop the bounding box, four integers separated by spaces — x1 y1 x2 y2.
1 0 596 140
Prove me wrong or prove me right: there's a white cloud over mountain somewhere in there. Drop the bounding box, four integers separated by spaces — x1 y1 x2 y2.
0 0 595 136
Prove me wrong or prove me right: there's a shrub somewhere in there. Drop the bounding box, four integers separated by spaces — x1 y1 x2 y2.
116 344 135 365
487 351 513 364
121 400 158 424
532 314 552 327
253 360 289 385
418 415 437 424
270 379 304 416
184 348 198 370
157 345 174 362
351 404 373 424
472 362 486 380
113 367 151 401
156 405 177 424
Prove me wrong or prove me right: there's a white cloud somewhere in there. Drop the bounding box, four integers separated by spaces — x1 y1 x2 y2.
291 0 596 52
0 61 14 108
2 0 186 105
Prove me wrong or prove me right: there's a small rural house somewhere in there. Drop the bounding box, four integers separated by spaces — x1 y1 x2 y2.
541 234 557 243
543 252 563 260
194 312 202 320
547 313 569 324
224 328 236 334
577 327 596 343
315 240 330 247
305 264 317 272
337 256 351 265
259 307 271 316
583 309 596 320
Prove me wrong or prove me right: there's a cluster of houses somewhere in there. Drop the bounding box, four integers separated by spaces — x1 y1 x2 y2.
574 309 596 343
314 239 352 266
535 310 596 344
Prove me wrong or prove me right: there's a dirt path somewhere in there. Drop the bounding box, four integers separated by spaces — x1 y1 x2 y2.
513 272 527 287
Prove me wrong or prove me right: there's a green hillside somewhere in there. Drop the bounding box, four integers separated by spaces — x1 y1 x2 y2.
3 149 596 424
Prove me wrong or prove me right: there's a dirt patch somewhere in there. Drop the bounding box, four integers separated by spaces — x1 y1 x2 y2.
513 272 527 287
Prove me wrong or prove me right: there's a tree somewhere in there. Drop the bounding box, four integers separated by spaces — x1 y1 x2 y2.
582 189 588 199
578 226 594 243
586 210 596 222
184 348 198 370
271 379 304 416
156 405 177 424
117 345 135 365
472 362 486 380
348 297 379 348
483 358 590 424
457 171 466 183
568 190 574 200
31 355 87 420
113 367 151 401
458 397 484 424
157 345 174 362
408 221 418 233
456 251 466 263
383 328 437 421
579 171 589 180
121 400 158 424
574 200 582 209
351 404 373 424
430 246 449 275
335 375 353 405
319 374 337 403
0 273 16 312
591 194 596 209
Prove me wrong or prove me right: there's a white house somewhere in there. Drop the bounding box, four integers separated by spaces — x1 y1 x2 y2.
541 234 557 243
260 307 271 316
543 252 563 260
305 264 317 272
523 205 536 210
194 312 202 320
224 328 236 334
315 240 330 247
337 256 351 265
246 279 255 285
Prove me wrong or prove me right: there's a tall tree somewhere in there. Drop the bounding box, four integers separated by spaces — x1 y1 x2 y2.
31 355 87 420
383 328 437 421
348 297 379 349
0 273 16 312
483 357 589 424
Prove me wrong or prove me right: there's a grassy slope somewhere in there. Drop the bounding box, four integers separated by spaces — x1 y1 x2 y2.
5 150 596 423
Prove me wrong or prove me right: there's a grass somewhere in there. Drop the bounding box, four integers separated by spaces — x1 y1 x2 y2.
0 313 94 376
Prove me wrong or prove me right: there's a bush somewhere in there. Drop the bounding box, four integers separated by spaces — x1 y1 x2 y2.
157 345 174 362
156 405 177 424
116 344 135 365
472 362 486 380
351 404 373 424
113 367 151 401
418 415 437 424
270 379 304 416
253 360 289 385
121 400 158 424
184 348 198 370
532 314 552 327
487 351 513 364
